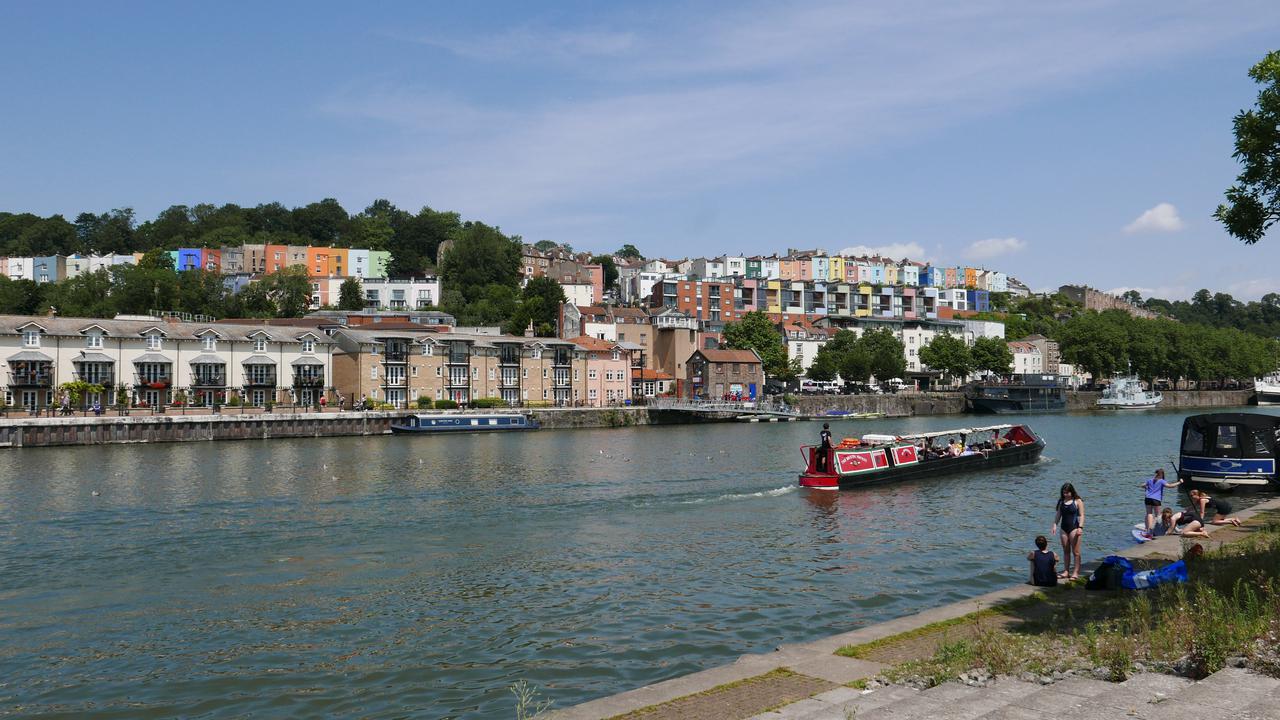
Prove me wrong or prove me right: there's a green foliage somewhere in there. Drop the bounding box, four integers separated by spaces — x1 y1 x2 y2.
440 222 522 324
861 328 907 383
415 396 433 409
533 239 559 253
434 399 459 410
470 397 505 408
590 254 619 289
58 380 105 405
971 336 1014 376
918 333 972 383
1215 50 1280 244
722 311 790 378
338 277 365 311
505 276 565 337
616 244 643 261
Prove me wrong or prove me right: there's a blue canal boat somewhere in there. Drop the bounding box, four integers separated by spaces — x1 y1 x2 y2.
1178 413 1280 490
390 413 540 434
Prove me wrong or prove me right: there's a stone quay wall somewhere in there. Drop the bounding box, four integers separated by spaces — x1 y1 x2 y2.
791 393 966 417
1066 389 1253 410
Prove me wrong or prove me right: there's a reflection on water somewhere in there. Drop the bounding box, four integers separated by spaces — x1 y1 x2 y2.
0 408 1275 718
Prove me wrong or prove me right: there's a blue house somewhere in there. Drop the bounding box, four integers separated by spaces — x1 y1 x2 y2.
33 255 66 283
966 289 990 313
176 248 203 271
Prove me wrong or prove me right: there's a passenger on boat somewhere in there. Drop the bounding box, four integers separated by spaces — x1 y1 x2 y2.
816 423 833 473
1189 489 1242 526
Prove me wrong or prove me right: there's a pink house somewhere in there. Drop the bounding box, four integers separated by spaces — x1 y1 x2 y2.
570 336 633 406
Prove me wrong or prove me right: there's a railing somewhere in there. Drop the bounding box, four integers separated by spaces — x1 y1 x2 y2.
8 372 53 386
383 350 409 362
191 374 226 387
243 374 277 387
292 376 324 387
73 372 115 386
134 376 171 388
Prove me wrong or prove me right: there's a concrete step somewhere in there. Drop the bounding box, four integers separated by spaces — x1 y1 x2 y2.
1174 667 1280 712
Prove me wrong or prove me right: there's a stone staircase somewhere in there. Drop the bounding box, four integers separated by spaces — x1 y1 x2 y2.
746 667 1280 720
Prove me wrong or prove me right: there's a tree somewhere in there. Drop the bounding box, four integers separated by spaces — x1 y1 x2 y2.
918 333 972 384
616 244 643 261
291 198 350 245
1215 50 1280 244
439 221 522 311
388 206 461 276
533 240 559 253
174 269 229 318
505 276 565 336
338 277 365 311
970 336 1014 376
0 277 44 315
42 269 115 318
137 247 175 270
722 311 789 378
261 266 313 317
861 328 907 383
109 263 178 315
591 254 619 290
1056 310 1129 379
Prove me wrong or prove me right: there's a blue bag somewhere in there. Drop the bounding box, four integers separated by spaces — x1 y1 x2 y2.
1122 559 1188 590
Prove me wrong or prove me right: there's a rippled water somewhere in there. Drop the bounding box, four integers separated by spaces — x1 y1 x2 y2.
0 408 1274 718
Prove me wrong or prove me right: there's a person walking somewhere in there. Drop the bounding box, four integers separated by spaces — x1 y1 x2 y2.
1052 482 1084 580
1140 469 1181 537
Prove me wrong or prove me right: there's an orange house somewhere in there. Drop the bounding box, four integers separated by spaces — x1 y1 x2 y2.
263 244 289 274
327 247 349 277
306 247 331 278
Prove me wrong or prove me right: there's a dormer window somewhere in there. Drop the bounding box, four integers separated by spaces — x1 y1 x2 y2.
254 338 266 353
23 330 40 348
611 349 620 361
86 333 103 349
302 339 315 354
147 334 162 351
202 336 217 351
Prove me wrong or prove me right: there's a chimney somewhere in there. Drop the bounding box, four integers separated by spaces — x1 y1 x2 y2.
524 321 535 338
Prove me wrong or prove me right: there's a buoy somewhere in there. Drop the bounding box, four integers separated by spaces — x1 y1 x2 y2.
91 490 100 496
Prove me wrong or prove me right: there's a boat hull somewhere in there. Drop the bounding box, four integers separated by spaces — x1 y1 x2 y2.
389 413 540 434
1256 389 1280 405
800 440 1045 490
389 424 539 434
1097 400 1162 409
967 397 1066 414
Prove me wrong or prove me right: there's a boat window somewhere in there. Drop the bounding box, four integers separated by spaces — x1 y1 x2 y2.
1252 429 1272 456
1180 426 1205 455
1213 425 1241 457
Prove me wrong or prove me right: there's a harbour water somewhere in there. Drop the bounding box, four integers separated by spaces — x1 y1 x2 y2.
1 408 1274 718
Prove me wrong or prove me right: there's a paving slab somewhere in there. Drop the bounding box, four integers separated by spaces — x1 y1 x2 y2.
978 705 1047 720
745 697 830 720
784 655 885 685
835 685 921 715
1048 676 1115 697
1009 687 1095 712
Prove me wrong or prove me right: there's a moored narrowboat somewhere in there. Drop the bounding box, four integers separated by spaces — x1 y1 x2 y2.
390 413 540 434
799 423 1045 490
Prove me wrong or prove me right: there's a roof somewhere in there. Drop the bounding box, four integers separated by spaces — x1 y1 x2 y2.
0 314 335 345
569 336 623 352
632 368 673 380
695 348 761 364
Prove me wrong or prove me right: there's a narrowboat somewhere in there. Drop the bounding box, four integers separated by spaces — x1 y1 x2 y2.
799 423 1045 490
964 375 1067 414
389 413 540 434
1177 413 1280 490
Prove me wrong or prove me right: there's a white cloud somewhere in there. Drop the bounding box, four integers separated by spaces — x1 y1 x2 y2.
1226 278 1278 300
966 237 1026 260
321 2 1278 227
1124 203 1185 233
839 243 927 261
1106 285 1192 301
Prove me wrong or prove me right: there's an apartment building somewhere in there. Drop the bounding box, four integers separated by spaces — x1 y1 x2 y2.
0 314 334 410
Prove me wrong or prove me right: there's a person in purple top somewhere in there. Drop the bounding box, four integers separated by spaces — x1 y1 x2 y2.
1140 469 1181 537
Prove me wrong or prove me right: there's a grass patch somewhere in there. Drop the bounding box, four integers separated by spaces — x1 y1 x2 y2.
606 668 800 719
873 514 1280 686
835 592 1048 659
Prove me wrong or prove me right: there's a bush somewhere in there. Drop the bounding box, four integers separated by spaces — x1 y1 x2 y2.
227 396 242 407
434 399 459 410
471 397 505 408
415 397 433 409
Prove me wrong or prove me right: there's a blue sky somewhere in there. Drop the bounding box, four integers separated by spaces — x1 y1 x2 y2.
3 1 1279 300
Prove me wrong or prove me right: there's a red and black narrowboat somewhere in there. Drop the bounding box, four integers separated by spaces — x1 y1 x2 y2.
799 424 1045 490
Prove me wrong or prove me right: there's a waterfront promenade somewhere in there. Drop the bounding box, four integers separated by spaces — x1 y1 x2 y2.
550 495 1280 719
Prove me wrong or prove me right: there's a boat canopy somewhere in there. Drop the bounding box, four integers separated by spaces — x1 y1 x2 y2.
897 424 1022 440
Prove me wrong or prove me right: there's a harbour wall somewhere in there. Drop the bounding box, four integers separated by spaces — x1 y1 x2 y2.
0 389 1257 448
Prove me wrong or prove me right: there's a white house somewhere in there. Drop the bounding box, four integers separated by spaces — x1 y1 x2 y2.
1009 341 1044 375
360 277 440 310
7 257 33 281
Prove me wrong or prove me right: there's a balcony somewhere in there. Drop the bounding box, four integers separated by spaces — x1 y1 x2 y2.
383 349 409 363
292 375 324 388
8 371 52 387
191 373 226 387
244 373 277 388
73 371 115 386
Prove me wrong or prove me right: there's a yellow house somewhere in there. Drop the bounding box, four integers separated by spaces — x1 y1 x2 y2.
765 279 783 314
855 284 873 317
964 267 977 288
883 264 899 286
828 256 845 283
326 247 349 277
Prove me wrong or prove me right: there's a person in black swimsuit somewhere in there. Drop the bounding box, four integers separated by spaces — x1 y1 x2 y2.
816 423 833 473
1052 482 1084 580
1189 489 1242 526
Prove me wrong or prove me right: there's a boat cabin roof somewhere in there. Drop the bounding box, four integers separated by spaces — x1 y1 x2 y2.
897 424 1022 440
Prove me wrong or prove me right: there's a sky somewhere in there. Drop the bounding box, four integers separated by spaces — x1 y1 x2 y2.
2 1 1279 300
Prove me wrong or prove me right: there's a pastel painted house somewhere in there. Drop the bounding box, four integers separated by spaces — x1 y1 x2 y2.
33 255 66 283
570 335 633 406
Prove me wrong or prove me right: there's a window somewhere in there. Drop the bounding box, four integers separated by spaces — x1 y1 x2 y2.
424 344 433 356
543 389 548 399
254 338 266 353
202 336 217 351
472 367 479 380
436 389 442 400
412 366 419 377
543 368 548 379
589 369 598 380
22 330 40 347
489 368 495 380
86 333 103 349
573 369 579 381
436 367 442 377
147 334 162 351
371 366 378 380
522 368 528 379
589 389 598 400
302 339 315 353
